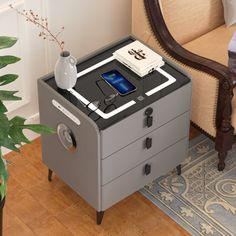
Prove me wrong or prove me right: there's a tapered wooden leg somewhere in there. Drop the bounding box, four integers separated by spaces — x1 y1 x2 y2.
218 152 227 171
48 169 53 182
96 211 104 225
176 164 181 175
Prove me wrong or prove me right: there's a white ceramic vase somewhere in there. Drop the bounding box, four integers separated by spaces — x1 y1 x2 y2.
54 51 77 89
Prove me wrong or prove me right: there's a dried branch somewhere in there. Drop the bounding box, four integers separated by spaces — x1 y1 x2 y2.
9 4 65 51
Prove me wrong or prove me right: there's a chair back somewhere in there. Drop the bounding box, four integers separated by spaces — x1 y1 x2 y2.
160 0 224 44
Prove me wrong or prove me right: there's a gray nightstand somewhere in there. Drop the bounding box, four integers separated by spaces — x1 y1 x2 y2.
38 36 191 224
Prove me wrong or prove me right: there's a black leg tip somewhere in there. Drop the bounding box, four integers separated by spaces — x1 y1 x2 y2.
96 211 104 225
48 169 53 182
218 162 225 171
176 164 182 175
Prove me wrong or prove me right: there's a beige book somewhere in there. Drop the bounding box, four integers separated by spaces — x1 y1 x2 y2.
113 40 164 76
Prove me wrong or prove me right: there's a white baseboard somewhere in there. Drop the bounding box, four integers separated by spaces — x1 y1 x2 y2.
2 113 40 155
26 113 40 124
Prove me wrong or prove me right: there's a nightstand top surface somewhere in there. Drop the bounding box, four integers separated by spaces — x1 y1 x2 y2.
42 37 190 129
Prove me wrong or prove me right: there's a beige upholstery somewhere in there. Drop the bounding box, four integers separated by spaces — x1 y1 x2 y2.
160 0 224 44
183 25 236 133
183 25 236 66
132 0 236 137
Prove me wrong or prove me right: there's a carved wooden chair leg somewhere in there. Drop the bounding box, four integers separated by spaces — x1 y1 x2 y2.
96 211 104 225
215 78 234 171
218 152 227 171
215 128 233 171
48 169 53 182
176 164 182 175
215 128 232 171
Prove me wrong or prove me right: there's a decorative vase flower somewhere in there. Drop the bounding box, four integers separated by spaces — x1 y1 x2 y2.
10 5 77 89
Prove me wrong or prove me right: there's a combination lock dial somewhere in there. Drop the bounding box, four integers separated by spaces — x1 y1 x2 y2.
57 123 77 152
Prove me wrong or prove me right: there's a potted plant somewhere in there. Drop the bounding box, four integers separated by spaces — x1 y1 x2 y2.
0 36 54 235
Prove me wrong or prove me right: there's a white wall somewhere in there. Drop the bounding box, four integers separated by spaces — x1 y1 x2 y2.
0 0 131 153
45 0 132 70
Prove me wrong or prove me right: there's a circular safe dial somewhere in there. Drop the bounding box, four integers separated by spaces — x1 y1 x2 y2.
57 123 77 152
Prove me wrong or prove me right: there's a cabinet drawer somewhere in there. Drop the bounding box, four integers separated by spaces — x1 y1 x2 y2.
101 138 188 210
102 112 189 185
101 83 191 158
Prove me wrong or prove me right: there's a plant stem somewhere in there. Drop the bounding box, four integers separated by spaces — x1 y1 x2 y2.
10 5 64 51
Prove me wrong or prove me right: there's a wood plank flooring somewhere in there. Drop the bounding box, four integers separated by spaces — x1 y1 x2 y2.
3 127 200 235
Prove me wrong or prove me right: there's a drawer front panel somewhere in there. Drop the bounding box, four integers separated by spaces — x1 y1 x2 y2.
101 138 188 210
102 112 189 185
101 83 191 158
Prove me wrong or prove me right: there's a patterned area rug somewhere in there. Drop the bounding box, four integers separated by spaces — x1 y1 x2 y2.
140 135 236 236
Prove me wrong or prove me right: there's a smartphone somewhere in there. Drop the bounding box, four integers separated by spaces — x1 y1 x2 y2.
101 69 137 96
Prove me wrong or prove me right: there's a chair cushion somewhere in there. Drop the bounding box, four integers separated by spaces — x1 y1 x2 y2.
183 24 236 65
144 35 220 137
183 24 236 133
160 0 225 44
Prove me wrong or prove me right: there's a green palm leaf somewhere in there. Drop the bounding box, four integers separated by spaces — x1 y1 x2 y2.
0 56 20 69
0 90 21 101
9 116 54 146
0 113 18 152
0 36 17 49
9 116 31 145
0 151 8 200
0 101 7 113
22 124 55 135
0 74 18 86
0 35 54 199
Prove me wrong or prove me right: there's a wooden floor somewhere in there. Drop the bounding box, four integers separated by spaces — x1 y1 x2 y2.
3 126 200 236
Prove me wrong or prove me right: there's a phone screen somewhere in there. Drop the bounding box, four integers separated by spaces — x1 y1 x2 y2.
101 70 136 95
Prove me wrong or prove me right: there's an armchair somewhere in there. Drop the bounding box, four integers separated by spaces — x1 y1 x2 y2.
132 0 236 171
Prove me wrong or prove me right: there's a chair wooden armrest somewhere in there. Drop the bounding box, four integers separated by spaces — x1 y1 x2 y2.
144 0 236 170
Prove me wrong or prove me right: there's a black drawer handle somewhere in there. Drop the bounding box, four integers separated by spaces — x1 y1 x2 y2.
145 107 153 128
146 116 153 128
145 137 152 149
144 164 151 176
